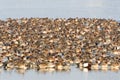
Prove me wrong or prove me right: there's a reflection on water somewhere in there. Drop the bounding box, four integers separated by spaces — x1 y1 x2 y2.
0 66 120 80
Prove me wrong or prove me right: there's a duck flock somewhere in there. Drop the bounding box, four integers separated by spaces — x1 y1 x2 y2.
0 18 120 73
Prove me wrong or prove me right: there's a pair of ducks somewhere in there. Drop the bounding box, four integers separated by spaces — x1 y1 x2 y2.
77 61 120 71
38 61 70 71
3 60 28 70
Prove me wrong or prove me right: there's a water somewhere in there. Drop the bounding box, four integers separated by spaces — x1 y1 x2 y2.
0 0 120 80
0 66 120 80
0 0 120 20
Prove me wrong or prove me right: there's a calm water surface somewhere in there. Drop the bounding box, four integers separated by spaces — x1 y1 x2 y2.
0 0 120 20
0 0 120 80
0 66 120 80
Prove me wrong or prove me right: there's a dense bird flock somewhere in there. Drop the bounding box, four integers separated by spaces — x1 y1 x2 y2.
0 18 120 73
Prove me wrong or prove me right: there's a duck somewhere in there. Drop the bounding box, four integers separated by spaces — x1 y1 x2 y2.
91 63 99 70
78 61 91 68
56 62 70 71
46 68 55 72
15 62 28 70
100 63 108 71
28 62 37 69
3 61 14 69
38 62 47 69
47 62 55 68
77 62 83 68
74 58 80 64
63 63 70 70
110 62 119 70
56 63 63 70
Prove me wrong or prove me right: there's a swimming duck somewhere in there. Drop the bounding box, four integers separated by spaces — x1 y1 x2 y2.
91 63 99 70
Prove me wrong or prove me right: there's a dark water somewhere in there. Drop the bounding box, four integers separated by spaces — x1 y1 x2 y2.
0 0 120 80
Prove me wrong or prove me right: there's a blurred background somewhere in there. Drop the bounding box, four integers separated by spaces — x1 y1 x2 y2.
0 0 120 20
